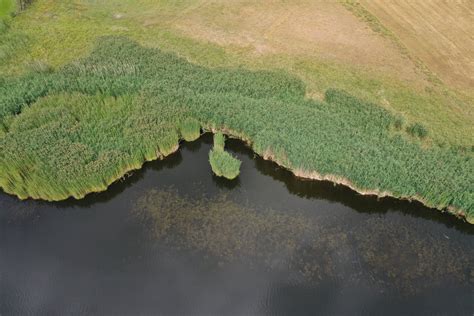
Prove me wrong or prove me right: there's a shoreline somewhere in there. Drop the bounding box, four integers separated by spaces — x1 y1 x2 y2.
1 130 471 224
208 127 470 224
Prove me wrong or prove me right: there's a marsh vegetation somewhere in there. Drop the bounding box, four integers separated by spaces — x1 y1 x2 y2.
209 133 241 180
0 2 472 314
0 37 472 223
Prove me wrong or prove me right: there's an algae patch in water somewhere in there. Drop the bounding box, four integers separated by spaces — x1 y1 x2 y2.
133 188 473 293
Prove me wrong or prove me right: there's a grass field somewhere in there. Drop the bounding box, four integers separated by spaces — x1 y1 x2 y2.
0 1 472 222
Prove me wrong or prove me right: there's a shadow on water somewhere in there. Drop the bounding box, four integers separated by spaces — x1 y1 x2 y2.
227 136 473 233
50 133 472 233
211 174 241 190
53 149 184 208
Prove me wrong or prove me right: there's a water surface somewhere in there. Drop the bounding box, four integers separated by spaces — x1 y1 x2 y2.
1 135 473 315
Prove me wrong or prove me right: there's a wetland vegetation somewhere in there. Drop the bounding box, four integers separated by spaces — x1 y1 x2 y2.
209 133 241 180
0 37 472 223
0 1 472 225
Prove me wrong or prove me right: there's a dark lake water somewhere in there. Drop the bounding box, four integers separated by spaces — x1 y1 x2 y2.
1 134 473 315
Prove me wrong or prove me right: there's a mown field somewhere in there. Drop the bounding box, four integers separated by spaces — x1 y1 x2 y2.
0 1 473 222
359 0 474 92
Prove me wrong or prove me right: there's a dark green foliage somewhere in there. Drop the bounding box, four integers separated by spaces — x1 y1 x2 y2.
0 37 472 222
407 122 428 139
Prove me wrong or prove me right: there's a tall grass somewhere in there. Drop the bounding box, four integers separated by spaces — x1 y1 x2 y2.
209 149 241 180
213 132 225 151
0 37 472 222
179 117 201 142
209 132 241 180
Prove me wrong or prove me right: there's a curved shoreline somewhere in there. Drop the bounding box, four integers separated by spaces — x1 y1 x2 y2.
210 128 470 224
1 130 471 224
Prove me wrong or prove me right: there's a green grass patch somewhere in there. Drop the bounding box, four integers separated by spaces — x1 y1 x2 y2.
0 37 472 223
179 117 201 142
0 0 15 19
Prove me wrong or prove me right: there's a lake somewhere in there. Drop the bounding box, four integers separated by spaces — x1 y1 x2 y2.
1 134 472 315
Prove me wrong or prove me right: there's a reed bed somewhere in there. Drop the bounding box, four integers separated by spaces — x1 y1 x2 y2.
179 117 201 142
0 37 472 222
209 133 241 180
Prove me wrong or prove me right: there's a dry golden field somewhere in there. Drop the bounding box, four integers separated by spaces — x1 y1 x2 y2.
172 0 426 88
360 0 474 92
